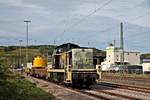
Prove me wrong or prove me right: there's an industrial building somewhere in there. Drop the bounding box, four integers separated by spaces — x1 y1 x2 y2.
101 44 141 71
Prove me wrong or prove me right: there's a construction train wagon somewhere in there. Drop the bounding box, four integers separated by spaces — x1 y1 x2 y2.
30 56 47 78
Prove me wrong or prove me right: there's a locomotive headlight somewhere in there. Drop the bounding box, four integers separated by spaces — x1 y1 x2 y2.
96 65 101 72
68 65 72 72
98 66 101 72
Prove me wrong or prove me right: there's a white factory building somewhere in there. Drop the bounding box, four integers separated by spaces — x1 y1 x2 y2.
101 44 140 71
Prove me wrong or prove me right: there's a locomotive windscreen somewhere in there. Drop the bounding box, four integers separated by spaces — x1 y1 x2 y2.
72 49 93 69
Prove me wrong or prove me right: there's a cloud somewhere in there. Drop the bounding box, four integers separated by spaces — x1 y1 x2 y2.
0 0 150 53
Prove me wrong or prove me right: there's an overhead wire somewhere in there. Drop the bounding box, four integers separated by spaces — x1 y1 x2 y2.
118 2 150 40
66 0 113 30
125 7 150 40
54 0 113 43
126 30 150 41
130 11 150 21
125 10 150 42
55 0 150 48
117 5 150 45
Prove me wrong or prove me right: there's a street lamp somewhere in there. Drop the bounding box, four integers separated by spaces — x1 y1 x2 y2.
24 20 31 66
19 40 23 67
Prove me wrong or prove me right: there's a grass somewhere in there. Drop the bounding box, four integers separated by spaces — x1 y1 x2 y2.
0 78 55 100
0 61 55 100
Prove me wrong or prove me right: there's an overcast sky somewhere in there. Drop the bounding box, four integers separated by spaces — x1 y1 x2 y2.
0 0 150 53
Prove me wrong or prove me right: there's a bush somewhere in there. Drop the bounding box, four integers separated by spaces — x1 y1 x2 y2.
0 79 55 100
0 62 55 100
0 62 13 80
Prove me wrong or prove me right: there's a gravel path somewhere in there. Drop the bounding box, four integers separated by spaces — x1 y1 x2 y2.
26 76 99 100
25 76 150 100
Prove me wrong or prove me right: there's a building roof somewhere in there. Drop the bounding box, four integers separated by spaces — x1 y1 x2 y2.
54 43 106 57
106 46 140 53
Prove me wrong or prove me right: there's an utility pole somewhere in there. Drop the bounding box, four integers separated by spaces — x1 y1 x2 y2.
47 45 49 62
19 40 23 67
24 20 31 66
34 40 37 45
114 40 116 64
88 42 90 46
120 22 124 66
54 40 56 45
114 40 116 47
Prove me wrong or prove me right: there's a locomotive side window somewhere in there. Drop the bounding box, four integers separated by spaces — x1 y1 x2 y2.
55 55 60 68
69 52 72 65
93 58 98 66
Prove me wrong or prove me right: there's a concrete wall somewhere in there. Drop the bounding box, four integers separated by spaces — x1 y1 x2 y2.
124 52 140 65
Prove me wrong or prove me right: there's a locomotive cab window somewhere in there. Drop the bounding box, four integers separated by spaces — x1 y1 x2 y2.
69 52 72 65
55 55 60 68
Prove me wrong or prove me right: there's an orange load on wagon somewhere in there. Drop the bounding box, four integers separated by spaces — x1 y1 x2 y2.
33 56 47 68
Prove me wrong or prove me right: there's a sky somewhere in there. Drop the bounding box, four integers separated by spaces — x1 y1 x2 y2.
0 0 150 53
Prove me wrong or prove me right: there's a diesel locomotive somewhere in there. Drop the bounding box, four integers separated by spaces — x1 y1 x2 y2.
29 43 101 87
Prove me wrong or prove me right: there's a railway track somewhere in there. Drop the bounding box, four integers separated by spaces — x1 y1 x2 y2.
45 80 111 100
103 75 150 81
91 81 150 99
93 89 141 100
25 75 150 100
98 81 150 93
77 85 150 100
102 75 150 88
41 80 111 100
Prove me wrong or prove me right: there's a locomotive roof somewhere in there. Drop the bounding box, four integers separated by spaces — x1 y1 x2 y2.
54 43 106 57
55 43 80 50
54 43 80 54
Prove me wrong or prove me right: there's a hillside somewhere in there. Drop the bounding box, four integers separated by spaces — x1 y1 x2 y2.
0 45 56 68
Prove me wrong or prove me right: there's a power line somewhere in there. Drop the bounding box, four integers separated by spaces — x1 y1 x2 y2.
55 0 113 41
68 0 113 29
131 11 150 21
54 0 150 48
59 25 117 46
